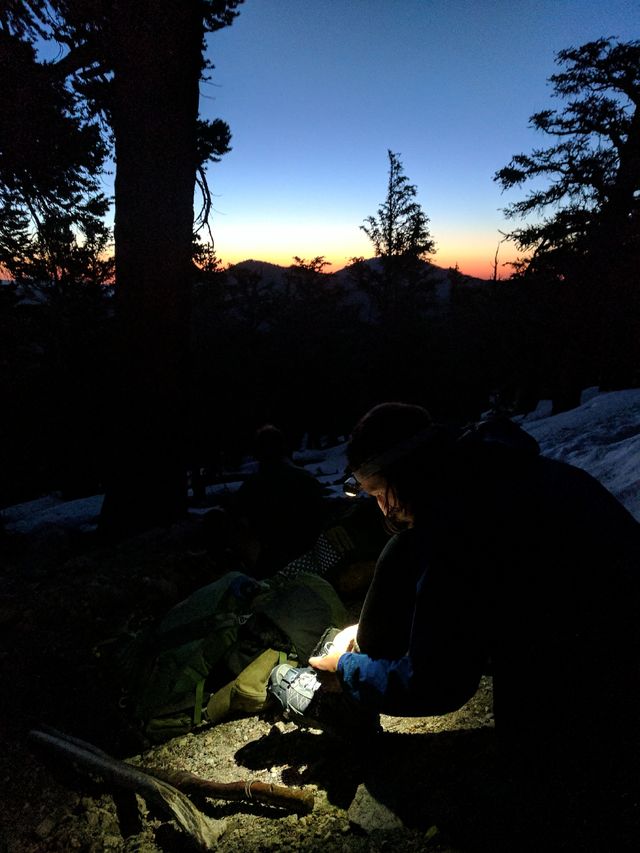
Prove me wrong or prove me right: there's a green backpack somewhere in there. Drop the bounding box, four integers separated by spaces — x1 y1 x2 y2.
111 571 348 742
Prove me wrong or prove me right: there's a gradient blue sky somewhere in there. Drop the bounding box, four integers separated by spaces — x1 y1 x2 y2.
200 0 639 278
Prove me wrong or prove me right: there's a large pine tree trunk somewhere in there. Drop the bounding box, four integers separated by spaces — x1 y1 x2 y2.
99 1 203 535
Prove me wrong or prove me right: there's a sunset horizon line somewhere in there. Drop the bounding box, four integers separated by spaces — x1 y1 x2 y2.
1 246 518 284
215 251 513 281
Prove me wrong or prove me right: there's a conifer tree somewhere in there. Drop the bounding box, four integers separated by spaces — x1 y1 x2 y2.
362 150 435 260
495 38 640 280
355 150 436 321
495 37 640 395
0 1 243 533
0 30 110 285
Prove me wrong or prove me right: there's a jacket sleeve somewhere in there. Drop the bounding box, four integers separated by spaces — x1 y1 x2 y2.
337 530 488 716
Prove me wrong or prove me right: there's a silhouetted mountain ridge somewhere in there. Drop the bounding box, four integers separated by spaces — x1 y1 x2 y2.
224 257 488 321
228 257 488 287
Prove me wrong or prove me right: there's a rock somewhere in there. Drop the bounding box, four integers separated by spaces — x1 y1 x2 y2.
347 783 404 833
34 816 57 839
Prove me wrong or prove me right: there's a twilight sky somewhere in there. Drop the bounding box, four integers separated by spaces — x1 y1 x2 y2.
200 0 639 278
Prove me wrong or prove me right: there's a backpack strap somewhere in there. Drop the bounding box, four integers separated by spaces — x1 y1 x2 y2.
205 647 292 724
193 678 205 726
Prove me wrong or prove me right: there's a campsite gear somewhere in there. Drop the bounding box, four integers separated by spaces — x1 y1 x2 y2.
343 475 360 498
30 728 313 853
109 570 348 742
312 625 348 657
277 499 389 586
206 647 292 724
268 626 380 737
268 661 382 739
266 626 347 722
269 664 323 721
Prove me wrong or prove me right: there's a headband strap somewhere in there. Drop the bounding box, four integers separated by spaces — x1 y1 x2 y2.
353 426 436 480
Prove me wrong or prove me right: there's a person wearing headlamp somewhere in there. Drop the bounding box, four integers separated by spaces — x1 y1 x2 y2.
270 400 640 780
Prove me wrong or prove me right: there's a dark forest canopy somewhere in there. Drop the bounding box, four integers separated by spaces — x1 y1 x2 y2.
0 23 638 523
0 1 244 533
0 1 241 284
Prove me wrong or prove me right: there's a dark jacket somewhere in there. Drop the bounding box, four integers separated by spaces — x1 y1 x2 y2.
338 438 640 752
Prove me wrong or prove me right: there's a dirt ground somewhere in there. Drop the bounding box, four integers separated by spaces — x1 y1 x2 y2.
0 513 638 852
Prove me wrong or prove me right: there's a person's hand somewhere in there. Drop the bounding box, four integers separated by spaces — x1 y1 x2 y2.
307 623 358 686
309 649 342 672
308 650 343 691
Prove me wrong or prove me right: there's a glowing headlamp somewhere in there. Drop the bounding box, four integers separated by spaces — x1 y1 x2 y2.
342 475 361 498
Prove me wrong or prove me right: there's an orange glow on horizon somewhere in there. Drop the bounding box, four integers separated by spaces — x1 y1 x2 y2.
1 252 519 282
211 216 522 280
217 247 520 281
0 242 520 283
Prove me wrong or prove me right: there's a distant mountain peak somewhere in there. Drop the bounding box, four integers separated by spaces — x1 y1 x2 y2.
228 257 488 284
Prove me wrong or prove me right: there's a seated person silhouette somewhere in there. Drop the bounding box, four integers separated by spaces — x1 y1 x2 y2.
232 424 327 577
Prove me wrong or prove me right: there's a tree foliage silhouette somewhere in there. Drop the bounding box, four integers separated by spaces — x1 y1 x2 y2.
495 38 640 279
362 150 435 260
0 1 243 533
0 30 111 285
496 37 640 399
354 150 436 321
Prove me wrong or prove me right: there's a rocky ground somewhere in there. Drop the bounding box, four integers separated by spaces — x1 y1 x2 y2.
0 513 637 852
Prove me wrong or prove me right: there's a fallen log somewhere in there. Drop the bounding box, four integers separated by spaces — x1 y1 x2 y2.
29 727 314 849
140 764 314 814
29 728 223 851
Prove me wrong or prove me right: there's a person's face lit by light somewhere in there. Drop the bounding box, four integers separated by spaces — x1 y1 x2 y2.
359 473 415 526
